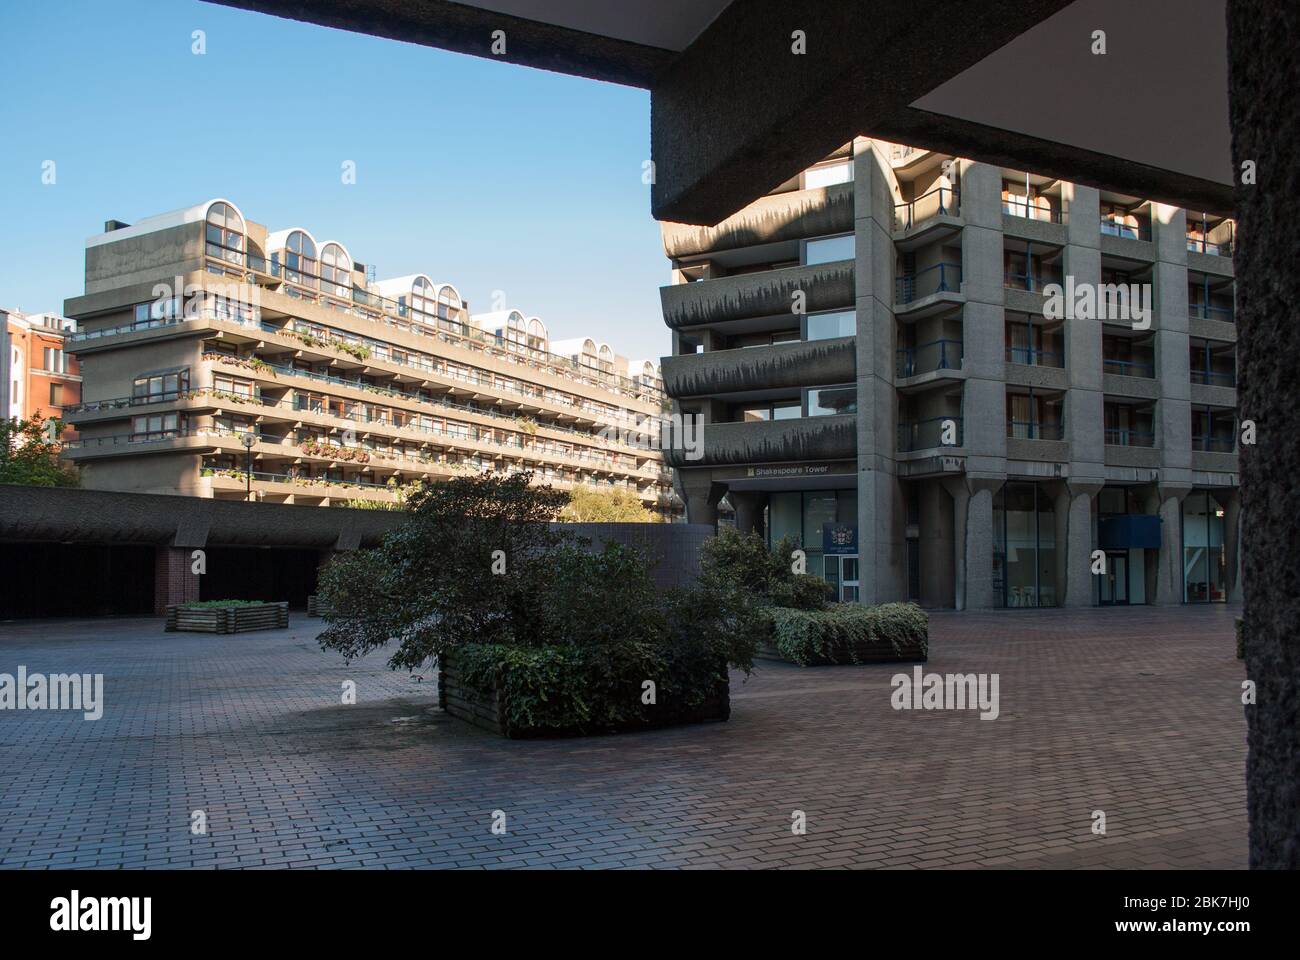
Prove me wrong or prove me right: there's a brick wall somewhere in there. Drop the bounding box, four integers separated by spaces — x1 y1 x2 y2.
153 545 200 615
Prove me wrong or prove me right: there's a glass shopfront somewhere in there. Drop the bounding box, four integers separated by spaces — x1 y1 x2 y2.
1183 490 1227 603
992 481 1057 607
767 489 857 599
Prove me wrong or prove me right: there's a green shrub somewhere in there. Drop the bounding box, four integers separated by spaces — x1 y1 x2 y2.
769 602 929 666
701 528 830 610
183 599 269 609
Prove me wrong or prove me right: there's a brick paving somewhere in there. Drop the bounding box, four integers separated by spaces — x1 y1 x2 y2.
0 606 1246 869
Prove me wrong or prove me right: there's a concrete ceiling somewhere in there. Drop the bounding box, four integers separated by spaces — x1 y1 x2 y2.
206 0 1235 223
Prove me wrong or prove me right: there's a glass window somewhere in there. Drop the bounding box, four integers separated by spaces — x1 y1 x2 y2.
806 310 856 341
1182 491 1227 602
804 234 855 265
769 492 802 548
805 160 853 189
807 385 856 417
996 482 1057 607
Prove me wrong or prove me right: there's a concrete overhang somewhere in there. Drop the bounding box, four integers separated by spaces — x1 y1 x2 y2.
207 0 1233 224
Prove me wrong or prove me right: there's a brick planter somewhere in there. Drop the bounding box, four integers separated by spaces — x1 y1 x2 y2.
438 654 730 739
165 602 289 634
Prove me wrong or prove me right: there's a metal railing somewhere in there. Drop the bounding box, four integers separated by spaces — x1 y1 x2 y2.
1002 195 1065 223
1189 303 1235 322
893 187 959 231
897 416 963 451
896 262 962 304
1100 217 1152 241
1007 420 1065 440
1005 345 1065 367
1192 435 1236 453
1103 357 1156 378
1103 428 1156 447
896 339 963 378
1186 221 1234 257
1004 263 1064 293
1191 368 1237 387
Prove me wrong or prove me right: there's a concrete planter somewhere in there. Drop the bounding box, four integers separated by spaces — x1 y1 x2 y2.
438 654 730 739
165 602 289 634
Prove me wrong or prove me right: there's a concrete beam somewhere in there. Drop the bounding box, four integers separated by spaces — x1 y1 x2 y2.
651 0 1077 224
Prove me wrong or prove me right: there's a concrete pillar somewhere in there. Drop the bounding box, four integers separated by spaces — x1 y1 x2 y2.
1143 483 1191 605
731 490 766 538
678 469 722 528
154 544 200 616
941 477 970 610
1061 480 1102 607
957 477 1002 609
917 479 955 608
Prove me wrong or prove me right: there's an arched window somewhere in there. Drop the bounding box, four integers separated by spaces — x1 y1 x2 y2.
284 230 318 288
526 318 547 353
319 243 352 299
410 276 437 322
205 202 244 266
597 343 614 373
437 285 461 320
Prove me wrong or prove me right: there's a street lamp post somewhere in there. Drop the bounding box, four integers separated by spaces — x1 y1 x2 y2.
241 431 256 502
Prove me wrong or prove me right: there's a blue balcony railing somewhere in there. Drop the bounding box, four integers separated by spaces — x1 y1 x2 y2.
1189 303 1235 322
896 262 962 304
1191 368 1237 387
1002 196 1065 223
1103 357 1156 378
1192 435 1236 453
896 339 963 378
1100 218 1152 241
1004 263 1064 293
1007 420 1064 440
1104 428 1156 447
1005 345 1065 368
894 187 960 231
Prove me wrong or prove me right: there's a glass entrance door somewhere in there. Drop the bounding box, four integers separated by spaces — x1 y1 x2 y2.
823 555 860 603
1100 552 1129 605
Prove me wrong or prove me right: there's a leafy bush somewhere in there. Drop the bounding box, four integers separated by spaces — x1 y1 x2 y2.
768 602 929 666
701 528 830 610
183 599 269 609
317 472 760 734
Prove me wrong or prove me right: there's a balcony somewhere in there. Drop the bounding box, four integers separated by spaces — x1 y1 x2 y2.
661 259 854 330
1007 420 1064 441
893 187 960 233
1102 357 1155 379
1100 216 1151 242
661 182 853 259
1005 345 1065 368
1004 262 1063 294
897 416 963 452
896 339 963 379
662 336 855 398
895 262 962 309
1192 435 1236 453
1104 428 1156 447
663 413 855 468
1187 220 1234 259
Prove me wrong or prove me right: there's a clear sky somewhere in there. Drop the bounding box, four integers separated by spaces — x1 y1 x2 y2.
0 0 673 363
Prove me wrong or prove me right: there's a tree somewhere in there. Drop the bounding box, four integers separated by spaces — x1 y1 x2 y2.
559 484 659 523
0 414 77 487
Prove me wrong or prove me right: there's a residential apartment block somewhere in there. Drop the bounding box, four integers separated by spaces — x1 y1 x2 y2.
1 308 81 438
659 139 1239 608
61 199 676 514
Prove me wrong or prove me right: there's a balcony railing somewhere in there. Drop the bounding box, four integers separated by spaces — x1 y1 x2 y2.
1004 263 1064 293
896 262 962 304
1187 222 1234 257
897 416 963 451
1104 428 1156 447
1192 435 1236 453
1100 217 1151 241
1103 358 1156 378
1005 345 1065 368
1002 196 1065 223
896 339 963 378
1189 303 1235 322
893 187 959 231
1191 368 1237 387
1007 420 1064 440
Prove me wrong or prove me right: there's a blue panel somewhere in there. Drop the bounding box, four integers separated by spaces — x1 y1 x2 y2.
1098 514 1162 550
822 522 857 555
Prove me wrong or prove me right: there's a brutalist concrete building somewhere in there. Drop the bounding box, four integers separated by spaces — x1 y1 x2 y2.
659 139 1239 609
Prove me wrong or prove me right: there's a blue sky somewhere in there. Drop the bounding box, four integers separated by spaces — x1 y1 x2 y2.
0 0 672 362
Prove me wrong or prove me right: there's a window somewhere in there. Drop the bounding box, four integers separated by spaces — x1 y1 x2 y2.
132 370 189 403
993 482 1057 607
1182 491 1227 602
807 385 856 416
319 243 352 299
738 401 800 422
804 160 853 189
131 412 181 440
806 310 856 341
48 383 63 406
804 234 854 265
213 374 253 398
205 202 245 266
43 347 67 373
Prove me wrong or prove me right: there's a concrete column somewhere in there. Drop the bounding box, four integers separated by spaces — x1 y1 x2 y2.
941 477 970 610
1143 483 1191 605
154 544 200 616
917 479 955 608
731 490 766 538
678 469 721 528
1062 183 1106 488
964 477 1003 609
1060 480 1102 607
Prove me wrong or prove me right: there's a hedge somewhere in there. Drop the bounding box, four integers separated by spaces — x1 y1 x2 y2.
768 602 929 666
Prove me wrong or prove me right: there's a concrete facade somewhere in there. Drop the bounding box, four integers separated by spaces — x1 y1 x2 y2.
60 199 679 517
660 140 1239 609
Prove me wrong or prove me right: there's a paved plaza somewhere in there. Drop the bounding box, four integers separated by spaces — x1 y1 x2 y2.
0 606 1246 869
